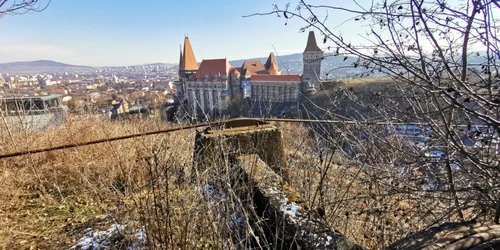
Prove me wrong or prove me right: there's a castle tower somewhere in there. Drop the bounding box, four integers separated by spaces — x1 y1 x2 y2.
176 36 199 99
179 36 198 80
267 62 279 75
265 52 281 75
178 45 184 77
302 31 323 92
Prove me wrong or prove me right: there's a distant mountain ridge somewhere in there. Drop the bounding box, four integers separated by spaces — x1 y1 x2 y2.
0 60 95 74
0 55 362 78
230 53 360 78
0 52 488 78
0 60 177 74
0 60 86 68
229 53 304 67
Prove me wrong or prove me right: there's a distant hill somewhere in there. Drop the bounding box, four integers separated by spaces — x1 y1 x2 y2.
1 52 486 78
100 63 177 69
230 52 489 79
0 60 96 74
0 60 179 74
0 55 364 78
130 63 176 67
229 53 303 67
230 53 364 79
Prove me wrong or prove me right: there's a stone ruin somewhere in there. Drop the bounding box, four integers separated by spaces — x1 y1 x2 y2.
192 118 362 250
385 220 500 250
191 118 500 250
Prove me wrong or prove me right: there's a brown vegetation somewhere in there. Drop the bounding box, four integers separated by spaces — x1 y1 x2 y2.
0 112 496 249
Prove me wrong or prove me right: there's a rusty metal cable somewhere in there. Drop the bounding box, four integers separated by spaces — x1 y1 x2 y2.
0 117 446 159
0 120 210 159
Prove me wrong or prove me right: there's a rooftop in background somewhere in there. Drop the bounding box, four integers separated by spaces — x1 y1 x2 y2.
241 61 267 76
265 52 279 72
189 58 231 81
0 94 61 100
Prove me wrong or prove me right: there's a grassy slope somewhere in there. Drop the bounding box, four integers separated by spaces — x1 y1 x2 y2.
0 89 471 249
0 116 193 249
297 78 400 121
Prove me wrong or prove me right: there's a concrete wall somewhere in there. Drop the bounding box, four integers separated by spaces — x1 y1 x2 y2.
192 119 288 180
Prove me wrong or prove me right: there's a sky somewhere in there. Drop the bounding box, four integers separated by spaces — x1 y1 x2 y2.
0 0 374 66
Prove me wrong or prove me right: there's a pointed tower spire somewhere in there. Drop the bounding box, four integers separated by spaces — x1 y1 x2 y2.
268 62 279 75
178 45 184 74
182 36 198 71
265 52 279 71
304 31 322 53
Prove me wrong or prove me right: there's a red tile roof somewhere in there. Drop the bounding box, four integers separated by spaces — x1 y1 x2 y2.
251 75 301 82
267 62 279 75
189 58 231 81
241 61 266 75
182 37 198 71
265 52 279 71
230 67 241 75
304 31 322 53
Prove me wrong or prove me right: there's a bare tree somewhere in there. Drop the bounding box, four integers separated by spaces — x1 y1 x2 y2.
0 0 51 18
246 0 500 225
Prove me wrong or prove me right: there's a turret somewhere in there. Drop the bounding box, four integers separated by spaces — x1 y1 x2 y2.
302 31 323 93
179 36 198 80
178 45 184 77
265 52 281 75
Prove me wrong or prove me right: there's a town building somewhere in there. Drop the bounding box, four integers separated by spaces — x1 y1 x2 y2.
0 75 5 88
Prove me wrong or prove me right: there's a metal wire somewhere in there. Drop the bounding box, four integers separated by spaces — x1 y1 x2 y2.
0 117 432 159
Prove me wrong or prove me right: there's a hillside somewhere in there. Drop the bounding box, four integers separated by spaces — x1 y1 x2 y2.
0 53 362 78
0 60 96 74
0 52 486 78
230 53 364 79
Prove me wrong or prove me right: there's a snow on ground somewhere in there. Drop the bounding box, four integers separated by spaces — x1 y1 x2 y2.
69 224 147 250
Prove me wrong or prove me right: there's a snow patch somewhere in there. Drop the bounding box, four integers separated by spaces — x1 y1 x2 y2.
69 224 147 250
70 224 124 250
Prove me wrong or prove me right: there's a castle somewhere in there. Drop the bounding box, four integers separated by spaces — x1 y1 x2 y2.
175 31 323 119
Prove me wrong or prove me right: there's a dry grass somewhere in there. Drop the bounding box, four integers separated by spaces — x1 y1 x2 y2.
278 122 471 249
0 116 475 249
321 77 393 90
0 116 194 249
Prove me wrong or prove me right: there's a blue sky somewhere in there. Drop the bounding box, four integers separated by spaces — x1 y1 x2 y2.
0 0 362 66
